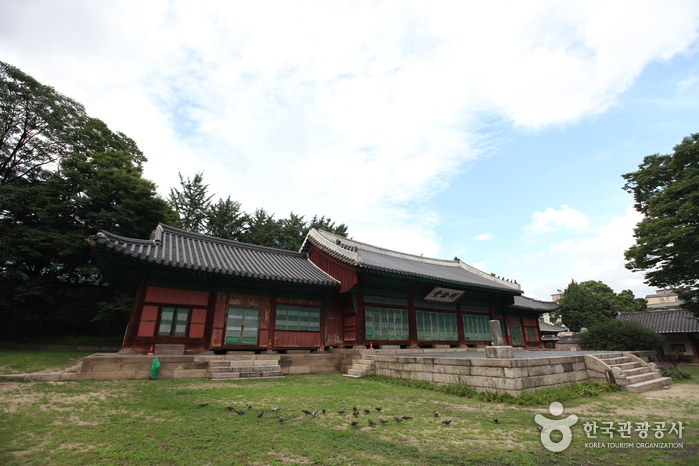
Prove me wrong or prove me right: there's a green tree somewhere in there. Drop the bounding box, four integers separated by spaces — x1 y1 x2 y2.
578 320 665 352
623 133 699 316
168 171 213 233
552 280 617 332
0 61 86 185
205 196 245 240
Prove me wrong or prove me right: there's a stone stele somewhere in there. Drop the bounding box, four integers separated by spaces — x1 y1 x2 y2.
486 319 514 359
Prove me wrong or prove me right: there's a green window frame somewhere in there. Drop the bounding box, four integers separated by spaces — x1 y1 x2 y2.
275 305 321 332
509 324 522 346
365 306 409 341
462 314 491 341
158 307 190 337
417 311 458 341
527 327 537 342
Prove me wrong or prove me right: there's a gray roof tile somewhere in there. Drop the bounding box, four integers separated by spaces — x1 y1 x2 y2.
619 310 699 334
89 223 339 287
301 229 522 294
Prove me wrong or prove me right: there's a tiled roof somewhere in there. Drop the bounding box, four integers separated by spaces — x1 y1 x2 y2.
618 310 699 334
88 223 339 287
539 321 567 333
301 229 521 294
512 296 561 312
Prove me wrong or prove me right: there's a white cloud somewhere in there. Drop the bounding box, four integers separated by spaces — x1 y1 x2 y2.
1 0 698 251
525 205 590 235
515 205 653 300
475 233 494 241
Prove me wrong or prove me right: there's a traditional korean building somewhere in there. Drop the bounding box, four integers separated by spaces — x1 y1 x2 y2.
88 223 551 353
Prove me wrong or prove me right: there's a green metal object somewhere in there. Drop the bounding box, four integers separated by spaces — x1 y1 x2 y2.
149 358 161 380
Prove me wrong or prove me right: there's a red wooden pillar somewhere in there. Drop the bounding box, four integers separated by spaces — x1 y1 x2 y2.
204 284 218 351
319 299 327 351
123 282 147 351
408 297 418 348
456 301 465 347
268 292 277 352
356 293 366 347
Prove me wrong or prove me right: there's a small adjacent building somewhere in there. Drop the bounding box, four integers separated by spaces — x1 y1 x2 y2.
87 223 554 353
619 309 699 362
644 289 683 311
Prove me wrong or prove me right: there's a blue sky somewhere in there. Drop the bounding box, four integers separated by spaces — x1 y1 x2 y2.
2 1 698 301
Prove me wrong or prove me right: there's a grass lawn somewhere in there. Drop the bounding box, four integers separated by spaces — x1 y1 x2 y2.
1 363 697 466
0 349 95 375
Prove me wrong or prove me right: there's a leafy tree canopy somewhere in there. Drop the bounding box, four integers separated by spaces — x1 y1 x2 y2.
168 171 349 251
551 280 647 331
623 133 699 317
578 319 666 352
0 61 86 184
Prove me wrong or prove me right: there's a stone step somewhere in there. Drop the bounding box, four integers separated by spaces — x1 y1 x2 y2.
240 370 283 378
230 365 281 372
353 364 371 371
209 361 232 367
343 374 362 378
625 372 659 385
347 368 366 377
625 377 673 394
612 362 642 371
357 359 374 365
623 367 650 377
210 372 241 380
211 374 285 381
600 357 632 366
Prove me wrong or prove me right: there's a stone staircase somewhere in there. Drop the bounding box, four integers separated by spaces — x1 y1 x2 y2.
208 356 284 381
343 355 375 378
587 353 672 394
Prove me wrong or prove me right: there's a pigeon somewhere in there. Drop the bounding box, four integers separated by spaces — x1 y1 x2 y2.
375 407 382 412
353 412 359 417
494 418 499 424
442 420 452 425
379 418 388 424
368 419 376 426
433 411 439 417
537 426 545 432
257 411 265 418
401 416 412 420
321 409 326 414
234 410 245 415
350 421 358 427
364 409 371 414
247 404 252 409
353 406 357 411
393 417 402 423
337 410 345 415
273 408 281 412
198 403 209 407
312 410 318 417
278 416 284 422
301 410 312 415
227 406 234 411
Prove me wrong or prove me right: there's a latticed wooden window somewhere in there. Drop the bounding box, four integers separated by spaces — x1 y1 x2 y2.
462 314 491 341
275 305 321 331
365 306 409 340
527 327 537 342
417 311 458 341
158 307 190 337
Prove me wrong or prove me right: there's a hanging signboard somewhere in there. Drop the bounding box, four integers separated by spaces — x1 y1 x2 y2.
423 287 465 303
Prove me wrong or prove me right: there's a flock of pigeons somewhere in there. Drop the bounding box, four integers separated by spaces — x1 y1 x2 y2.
197 403 474 427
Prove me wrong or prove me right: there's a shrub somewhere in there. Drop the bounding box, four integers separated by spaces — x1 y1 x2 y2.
657 364 692 381
578 319 666 351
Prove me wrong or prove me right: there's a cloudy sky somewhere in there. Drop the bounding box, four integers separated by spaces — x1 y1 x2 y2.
2 1 699 301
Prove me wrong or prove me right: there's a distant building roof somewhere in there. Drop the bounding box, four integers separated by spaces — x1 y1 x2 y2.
539 321 567 333
88 223 339 287
512 296 561 312
619 310 699 334
301 228 522 294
